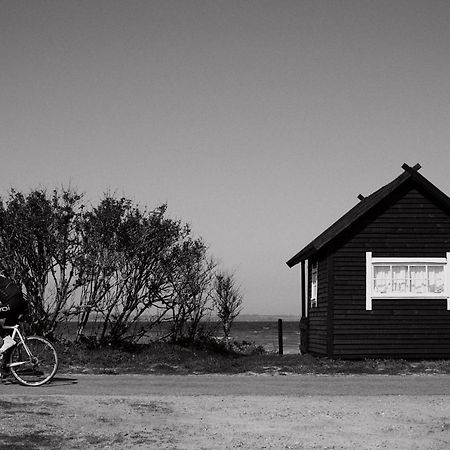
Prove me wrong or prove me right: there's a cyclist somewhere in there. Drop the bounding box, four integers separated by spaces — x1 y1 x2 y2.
0 276 27 378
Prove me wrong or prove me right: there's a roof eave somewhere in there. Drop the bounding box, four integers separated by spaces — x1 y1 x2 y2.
286 243 316 267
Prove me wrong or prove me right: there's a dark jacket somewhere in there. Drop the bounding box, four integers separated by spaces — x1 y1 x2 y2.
0 277 21 305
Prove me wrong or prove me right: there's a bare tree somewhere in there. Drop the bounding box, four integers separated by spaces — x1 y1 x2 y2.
47 188 85 330
212 271 243 345
99 203 184 345
75 195 126 342
76 196 189 345
166 238 216 344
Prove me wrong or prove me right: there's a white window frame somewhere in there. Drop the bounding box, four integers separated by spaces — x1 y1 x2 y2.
310 261 318 308
365 252 450 311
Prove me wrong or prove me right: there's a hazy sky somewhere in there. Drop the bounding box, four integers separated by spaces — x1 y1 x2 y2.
1 1 450 315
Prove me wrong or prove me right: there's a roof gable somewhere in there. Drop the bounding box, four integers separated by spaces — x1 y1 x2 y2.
286 163 450 267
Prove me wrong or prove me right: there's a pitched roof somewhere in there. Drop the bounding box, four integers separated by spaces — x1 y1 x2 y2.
286 163 450 267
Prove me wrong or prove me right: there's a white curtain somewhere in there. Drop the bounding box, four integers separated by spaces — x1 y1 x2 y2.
374 266 390 293
428 266 445 293
410 266 427 293
373 263 445 296
392 266 408 293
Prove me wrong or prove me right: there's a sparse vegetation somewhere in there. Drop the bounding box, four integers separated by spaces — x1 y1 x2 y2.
212 271 243 345
55 340 450 376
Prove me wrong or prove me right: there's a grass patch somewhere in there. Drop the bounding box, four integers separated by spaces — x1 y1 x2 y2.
54 341 450 376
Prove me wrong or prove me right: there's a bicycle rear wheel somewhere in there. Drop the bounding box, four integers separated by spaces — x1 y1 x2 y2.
9 336 58 386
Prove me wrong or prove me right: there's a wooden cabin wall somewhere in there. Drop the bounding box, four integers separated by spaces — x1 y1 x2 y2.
332 182 450 358
307 255 328 355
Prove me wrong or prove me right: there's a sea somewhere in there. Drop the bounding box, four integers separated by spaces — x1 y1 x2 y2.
59 315 301 354
224 318 300 354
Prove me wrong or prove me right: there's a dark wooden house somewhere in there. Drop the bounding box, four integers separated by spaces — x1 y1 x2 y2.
287 163 450 358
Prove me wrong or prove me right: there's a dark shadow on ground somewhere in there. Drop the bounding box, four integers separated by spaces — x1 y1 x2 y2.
1 376 78 387
49 376 78 385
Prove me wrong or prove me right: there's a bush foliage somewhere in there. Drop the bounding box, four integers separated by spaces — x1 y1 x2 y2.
0 187 242 345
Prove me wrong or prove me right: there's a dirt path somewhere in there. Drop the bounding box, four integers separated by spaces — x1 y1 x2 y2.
1 374 450 449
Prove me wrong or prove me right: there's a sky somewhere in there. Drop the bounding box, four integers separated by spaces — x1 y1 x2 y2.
1 0 450 315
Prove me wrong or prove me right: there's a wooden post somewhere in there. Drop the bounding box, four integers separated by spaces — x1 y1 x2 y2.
278 318 283 355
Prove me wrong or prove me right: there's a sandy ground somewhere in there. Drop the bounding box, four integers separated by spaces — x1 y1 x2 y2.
1 374 450 449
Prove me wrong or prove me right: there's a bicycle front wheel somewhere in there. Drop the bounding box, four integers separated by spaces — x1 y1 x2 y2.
9 336 58 386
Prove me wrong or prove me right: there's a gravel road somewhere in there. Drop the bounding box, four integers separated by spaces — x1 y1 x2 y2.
1 374 450 449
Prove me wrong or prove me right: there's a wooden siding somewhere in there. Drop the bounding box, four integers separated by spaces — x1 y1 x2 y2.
331 181 450 358
307 255 328 355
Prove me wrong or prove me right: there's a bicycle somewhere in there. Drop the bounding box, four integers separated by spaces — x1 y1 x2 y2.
0 323 58 386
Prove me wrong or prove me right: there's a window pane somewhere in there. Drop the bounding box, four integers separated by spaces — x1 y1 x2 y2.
392 266 408 293
428 265 445 293
411 266 427 293
310 263 318 302
373 266 391 294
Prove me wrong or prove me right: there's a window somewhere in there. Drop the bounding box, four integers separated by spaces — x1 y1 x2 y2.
373 264 445 295
310 262 318 308
366 252 450 310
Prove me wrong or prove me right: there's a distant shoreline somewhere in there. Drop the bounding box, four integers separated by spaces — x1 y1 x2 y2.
235 314 298 322
64 315 299 324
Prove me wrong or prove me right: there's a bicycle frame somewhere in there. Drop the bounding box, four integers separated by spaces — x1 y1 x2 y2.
2 324 34 368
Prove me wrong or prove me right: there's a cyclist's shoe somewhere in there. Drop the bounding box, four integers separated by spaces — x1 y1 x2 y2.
0 336 16 354
0 368 13 383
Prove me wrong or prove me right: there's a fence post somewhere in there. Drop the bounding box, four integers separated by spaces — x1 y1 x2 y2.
278 318 283 355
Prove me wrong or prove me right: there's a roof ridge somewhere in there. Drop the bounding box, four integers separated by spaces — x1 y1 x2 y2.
286 163 434 268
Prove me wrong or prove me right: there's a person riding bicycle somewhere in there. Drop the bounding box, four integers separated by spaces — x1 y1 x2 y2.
0 275 27 357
